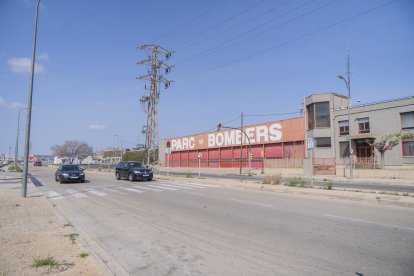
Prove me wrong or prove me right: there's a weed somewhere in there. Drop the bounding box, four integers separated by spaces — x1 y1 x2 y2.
66 233 79 244
63 223 72 227
286 177 304 187
185 173 193 178
78 252 89 258
402 192 409 197
32 256 59 269
325 180 333 190
262 174 282 185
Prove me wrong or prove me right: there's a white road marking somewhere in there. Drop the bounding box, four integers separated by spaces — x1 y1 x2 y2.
134 186 162 192
183 182 216 188
47 190 64 200
119 187 143 193
104 187 126 195
149 184 177 191
323 214 414 232
66 189 87 198
169 182 206 189
86 189 107 197
229 198 274 208
157 183 193 190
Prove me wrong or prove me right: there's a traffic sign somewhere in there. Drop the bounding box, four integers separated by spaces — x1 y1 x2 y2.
307 138 315 149
198 153 202 158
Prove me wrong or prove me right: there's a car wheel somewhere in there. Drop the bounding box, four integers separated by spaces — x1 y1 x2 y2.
80 180 85 183
55 176 58 182
59 179 64 184
128 173 134 182
147 177 153 181
116 172 121 180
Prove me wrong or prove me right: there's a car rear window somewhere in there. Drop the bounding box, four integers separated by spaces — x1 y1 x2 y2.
62 165 80 171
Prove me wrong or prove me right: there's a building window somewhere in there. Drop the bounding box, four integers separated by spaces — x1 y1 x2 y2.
307 102 330 129
339 120 349 135
358 117 370 134
315 137 331 148
402 140 414 157
401 112 414 130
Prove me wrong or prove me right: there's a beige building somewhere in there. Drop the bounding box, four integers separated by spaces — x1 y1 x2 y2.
304 93 414 176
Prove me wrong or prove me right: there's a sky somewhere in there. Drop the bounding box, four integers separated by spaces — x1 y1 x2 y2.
1 0 413 156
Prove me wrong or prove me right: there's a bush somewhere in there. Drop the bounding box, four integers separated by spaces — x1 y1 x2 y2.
8 166 23 172
325 181 333 190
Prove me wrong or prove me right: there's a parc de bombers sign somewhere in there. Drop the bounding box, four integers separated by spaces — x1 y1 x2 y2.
168 117 304 152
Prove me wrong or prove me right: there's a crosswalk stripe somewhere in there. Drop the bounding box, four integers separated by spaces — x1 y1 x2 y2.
47 190 64 200
133 186 162 192
148 184 177 191
183 182 216 188
66 189 87 198
86 189 107 196
119 187 143 193
157 183 193 190
105 187 126 195
169 182 212 188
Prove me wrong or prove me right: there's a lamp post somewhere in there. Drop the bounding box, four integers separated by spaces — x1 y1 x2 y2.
15 107 27 169
338 72 353 180
217 123 251 175
22 0 41 198
113 134 120 163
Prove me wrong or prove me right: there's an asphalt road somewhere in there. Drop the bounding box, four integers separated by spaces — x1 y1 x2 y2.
30 166 414 275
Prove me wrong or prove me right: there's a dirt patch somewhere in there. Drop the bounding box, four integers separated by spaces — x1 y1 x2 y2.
0 183 104 275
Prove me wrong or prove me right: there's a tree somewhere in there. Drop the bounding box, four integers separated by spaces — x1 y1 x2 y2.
371 131 414 169
51 140 93 164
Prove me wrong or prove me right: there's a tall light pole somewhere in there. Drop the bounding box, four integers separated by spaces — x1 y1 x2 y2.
114 134 120 149
338 52 353 179
15 107 27 169
22 0 41 198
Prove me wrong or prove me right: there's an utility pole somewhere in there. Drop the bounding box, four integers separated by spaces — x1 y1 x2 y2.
137 44 173 165
338 50 353 179
240 112 243 175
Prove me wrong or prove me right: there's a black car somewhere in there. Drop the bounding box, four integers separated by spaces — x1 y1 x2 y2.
55 164 85 183
115 161 153 181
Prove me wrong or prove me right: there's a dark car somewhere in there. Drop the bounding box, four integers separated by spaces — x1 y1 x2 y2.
34 160 42 166
115 161 153 182
55 164 85 183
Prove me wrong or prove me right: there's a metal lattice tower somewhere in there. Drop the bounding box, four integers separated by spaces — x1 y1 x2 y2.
137 44 173 165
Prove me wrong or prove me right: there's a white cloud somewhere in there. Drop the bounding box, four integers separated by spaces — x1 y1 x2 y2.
10 102 26 109
38 53 49 61
0 97 8 107
8 57 45 74
89 124 106 130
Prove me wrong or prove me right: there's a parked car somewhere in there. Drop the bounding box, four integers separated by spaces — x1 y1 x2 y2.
115 161 153 181
55 164 85 183
33 160 42 166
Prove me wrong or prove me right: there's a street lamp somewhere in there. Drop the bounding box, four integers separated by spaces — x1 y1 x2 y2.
113 134 120 149
15 107 27 169
338 74 353 180
217 123 251 175
22 0 41 198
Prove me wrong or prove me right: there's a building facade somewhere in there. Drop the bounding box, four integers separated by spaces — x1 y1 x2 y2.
160 117 305 169
304 93 414 175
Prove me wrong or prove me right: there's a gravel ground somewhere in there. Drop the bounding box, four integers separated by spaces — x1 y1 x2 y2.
0 180 104 275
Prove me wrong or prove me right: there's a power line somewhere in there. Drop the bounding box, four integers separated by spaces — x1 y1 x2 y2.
153 0 228 43
244 111 302 117
174 0 294 52
177 0 398 80
175 0 337 66
172 0 267 50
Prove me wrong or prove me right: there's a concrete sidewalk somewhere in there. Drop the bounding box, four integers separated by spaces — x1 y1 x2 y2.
156 166 414 186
